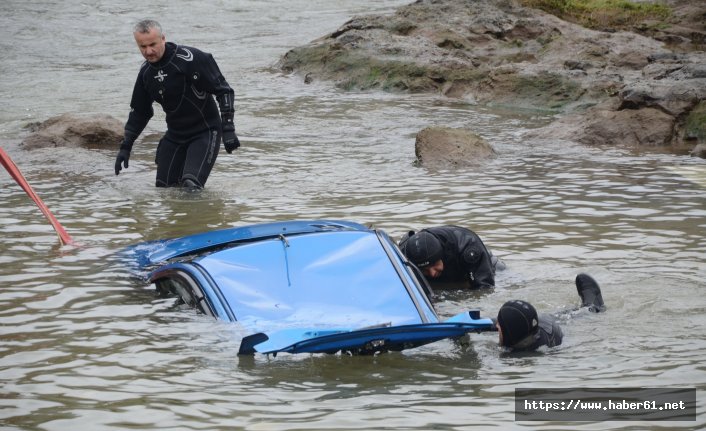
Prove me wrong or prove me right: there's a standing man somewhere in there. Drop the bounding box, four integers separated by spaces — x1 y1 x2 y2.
114 19 240 189
398 226 503 289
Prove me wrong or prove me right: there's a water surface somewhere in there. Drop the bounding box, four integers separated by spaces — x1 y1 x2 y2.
1 1 705 430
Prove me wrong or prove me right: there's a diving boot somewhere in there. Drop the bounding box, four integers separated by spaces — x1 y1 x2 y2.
181 178 202 192
575 273 606 313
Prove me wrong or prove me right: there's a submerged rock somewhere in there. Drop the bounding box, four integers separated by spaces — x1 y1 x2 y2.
415 126 496 169
22 113 123 150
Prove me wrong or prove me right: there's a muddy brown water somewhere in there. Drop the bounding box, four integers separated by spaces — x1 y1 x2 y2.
1 1 704 429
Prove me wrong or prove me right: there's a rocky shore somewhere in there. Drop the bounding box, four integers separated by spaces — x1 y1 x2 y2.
276 0 706 159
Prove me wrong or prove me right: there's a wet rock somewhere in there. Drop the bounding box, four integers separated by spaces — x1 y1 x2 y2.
619 80 704 116
527 99 672 147
415 126 496 169
22 113 123 150
684 101 706 156
642 0 706 51
530 51 706 155
578 108 675 147
277 0 674 110
277 0 706 156
691 143 706 158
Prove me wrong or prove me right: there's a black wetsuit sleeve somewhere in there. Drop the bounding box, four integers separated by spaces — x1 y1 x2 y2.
123 70 154 151
194 53 235 127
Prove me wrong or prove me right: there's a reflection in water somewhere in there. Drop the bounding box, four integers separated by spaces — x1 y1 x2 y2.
1 0 705 430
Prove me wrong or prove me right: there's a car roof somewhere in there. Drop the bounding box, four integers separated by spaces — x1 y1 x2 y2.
129 219 369 268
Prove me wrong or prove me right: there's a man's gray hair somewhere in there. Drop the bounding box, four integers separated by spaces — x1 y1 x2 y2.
134 19 162 35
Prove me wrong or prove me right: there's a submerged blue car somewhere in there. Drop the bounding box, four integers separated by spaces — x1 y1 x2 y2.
128 220 495 355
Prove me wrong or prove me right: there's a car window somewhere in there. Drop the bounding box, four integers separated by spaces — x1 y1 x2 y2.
155 274 214 317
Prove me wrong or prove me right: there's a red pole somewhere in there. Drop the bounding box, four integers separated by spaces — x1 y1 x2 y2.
0 147 74 246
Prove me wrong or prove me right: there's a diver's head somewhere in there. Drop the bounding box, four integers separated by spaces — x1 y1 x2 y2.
496 300 538 347
405 231 443 270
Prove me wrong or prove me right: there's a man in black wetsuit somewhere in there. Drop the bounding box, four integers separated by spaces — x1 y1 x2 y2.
398 226 503 289
114 19 240 189
495 273 606 352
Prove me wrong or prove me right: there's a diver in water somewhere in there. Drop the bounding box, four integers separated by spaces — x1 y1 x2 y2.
399 226 504 289
114 19 240 190
495 273 606 352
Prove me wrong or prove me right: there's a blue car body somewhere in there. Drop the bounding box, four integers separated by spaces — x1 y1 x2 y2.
128 220 495 355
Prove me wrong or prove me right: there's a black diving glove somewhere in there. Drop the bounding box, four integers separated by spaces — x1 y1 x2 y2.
222 125 240 154
114 146 131 175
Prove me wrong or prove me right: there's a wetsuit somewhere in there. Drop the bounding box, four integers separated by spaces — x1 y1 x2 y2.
400 226 499 289
505 314 564 351
122 42 235 187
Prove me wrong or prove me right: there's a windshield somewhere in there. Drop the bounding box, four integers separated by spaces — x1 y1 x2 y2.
196 230 430 333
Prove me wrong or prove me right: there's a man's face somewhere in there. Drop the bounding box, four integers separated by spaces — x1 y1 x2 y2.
134 28 166 63
421 259 444 278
